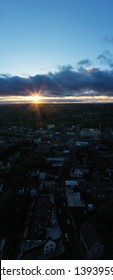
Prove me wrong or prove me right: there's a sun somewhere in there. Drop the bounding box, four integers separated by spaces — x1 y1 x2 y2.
30 93 42 104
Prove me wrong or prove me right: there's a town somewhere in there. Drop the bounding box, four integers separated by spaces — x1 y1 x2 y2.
0 103 113 260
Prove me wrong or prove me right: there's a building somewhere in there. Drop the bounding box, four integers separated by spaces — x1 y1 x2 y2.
76 141 89 147
47 124 55 130
47 157 65 167
65 180 78 187
70 165 89 178
80 128 101 138
44 239 56 254
66 187 85 207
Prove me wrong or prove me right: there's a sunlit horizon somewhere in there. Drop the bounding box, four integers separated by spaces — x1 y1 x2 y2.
1 93 113 104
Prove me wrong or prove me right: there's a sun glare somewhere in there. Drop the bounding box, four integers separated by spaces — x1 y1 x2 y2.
30 93 42 103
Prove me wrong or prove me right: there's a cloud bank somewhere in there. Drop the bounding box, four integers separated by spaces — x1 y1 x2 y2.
0 51 113 102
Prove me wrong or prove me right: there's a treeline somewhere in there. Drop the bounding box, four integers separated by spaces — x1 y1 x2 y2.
0 103 113 129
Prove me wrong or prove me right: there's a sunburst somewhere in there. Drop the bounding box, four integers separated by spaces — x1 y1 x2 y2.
30 92 42 104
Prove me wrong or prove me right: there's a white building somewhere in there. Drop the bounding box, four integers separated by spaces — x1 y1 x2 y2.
76 141 89 147
47 124 55 130
80 128 101 138
44 239 56 254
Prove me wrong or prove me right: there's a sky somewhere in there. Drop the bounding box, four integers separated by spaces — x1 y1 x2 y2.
1 0 113 103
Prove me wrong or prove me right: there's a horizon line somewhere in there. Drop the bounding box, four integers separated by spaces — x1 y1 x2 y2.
0 101 113 105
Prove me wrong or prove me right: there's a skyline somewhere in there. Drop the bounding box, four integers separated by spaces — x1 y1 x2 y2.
1 0 113 103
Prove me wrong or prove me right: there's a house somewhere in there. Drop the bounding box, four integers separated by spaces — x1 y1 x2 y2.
44 238 56 254
80 223 104 259
65 180 78 187
47 124 55 130
87 204 94 212
64 149 69 154
44 223 62 258
76 141 89 147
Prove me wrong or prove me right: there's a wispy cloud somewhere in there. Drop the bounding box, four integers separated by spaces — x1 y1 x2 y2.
104 36 113 44
77 59 91 67
97 50 113 68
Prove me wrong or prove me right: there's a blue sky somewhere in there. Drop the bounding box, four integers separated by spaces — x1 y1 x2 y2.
0 0 113 102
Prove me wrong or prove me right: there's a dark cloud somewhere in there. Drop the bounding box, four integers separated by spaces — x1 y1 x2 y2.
0 75 33 96
77 59 91 67
1 65 113 99
97 50 113 67
87 67 113 94
57 65 73 71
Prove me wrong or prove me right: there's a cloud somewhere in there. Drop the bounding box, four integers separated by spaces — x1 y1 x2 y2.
77 59 91 67
1 63 113 100
97 50 113 68
57 64 73 71
104 36 113 43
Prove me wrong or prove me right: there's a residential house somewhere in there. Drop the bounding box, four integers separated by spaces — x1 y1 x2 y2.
44 238 56 254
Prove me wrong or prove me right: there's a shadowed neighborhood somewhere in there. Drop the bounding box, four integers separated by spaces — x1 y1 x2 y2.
0 103 113 260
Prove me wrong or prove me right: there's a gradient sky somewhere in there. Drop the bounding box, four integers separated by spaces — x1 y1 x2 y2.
1 0 113 103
